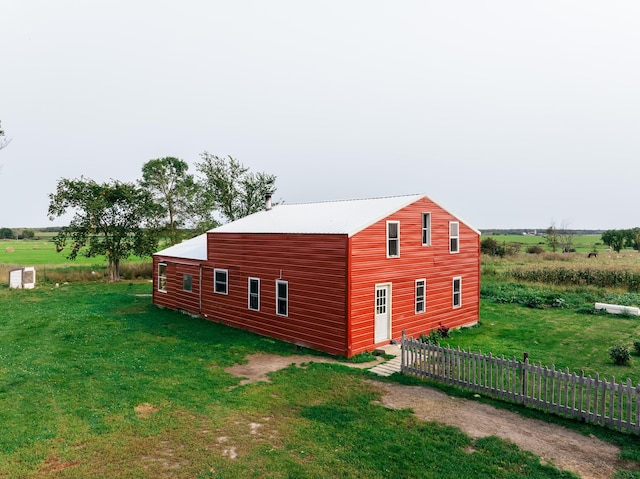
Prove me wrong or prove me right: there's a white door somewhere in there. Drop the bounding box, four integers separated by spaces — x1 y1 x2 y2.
374 284 391 343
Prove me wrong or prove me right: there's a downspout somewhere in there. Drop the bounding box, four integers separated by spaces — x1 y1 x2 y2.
346 235 353 357
199 264 203 315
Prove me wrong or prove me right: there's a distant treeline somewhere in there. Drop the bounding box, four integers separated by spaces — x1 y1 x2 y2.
0 226 64 239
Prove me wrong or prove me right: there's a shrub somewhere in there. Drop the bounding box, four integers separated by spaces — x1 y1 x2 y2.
634 341 640 356
609 344 631 366
526 245 544 254
481 238 505 257
437 323 450 338
420 330 442 345
523 296 544 309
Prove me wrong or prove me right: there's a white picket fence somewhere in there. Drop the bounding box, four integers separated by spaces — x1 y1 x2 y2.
400 332 640 435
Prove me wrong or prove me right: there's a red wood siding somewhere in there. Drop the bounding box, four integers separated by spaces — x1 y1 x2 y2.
152 256 202 315
349 197 480 356
202 233 350 356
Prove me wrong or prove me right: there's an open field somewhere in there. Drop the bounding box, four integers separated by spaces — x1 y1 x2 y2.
0 238 151 283
484 234 607 253
0 281 611 479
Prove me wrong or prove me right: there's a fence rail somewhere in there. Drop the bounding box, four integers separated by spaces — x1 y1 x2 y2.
400 332 640 435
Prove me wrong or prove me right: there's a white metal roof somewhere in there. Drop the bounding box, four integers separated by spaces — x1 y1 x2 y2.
153 233 208 260
210 194 427 236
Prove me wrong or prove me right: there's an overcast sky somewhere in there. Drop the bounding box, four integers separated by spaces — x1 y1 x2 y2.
1 1 639 230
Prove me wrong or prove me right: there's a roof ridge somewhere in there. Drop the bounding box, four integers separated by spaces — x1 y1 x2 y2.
280 193 424 207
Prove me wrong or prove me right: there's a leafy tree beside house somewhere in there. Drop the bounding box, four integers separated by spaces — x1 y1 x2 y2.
139 157 198 245
193 153 277 231
48 177 162 281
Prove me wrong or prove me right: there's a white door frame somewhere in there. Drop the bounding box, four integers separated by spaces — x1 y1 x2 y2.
374 283 392 343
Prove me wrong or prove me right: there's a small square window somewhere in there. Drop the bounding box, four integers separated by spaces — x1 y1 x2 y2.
214 269 228 295
183 274 192 292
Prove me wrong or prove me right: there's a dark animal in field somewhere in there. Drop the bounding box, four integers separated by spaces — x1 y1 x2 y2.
588 252 598 258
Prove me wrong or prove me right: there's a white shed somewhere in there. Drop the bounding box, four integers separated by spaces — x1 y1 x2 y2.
9 267 36 289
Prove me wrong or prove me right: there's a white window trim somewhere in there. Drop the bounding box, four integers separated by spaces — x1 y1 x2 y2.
158 263 167 293
214 268 228 295
415 279 426 314
386 220 400 258
453 276 462 308
422 213 431 246
248 277 260 311
450 221 460 254
183 273 192 292
276 279 288 316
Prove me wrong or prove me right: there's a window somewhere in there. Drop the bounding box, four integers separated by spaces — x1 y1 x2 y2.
422 213 431 246
248 277 260 311
158 263 167 292
387 221 400 258
276 280 288 316
376 287 387 315
453 277 462 308
450 221 459 253
214 269 228 294
415 279 426 313
183 274 192 292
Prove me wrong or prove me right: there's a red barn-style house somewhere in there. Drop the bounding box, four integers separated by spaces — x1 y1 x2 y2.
152 194 480 357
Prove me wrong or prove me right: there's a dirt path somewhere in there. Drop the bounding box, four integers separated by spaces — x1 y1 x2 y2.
226 354 626 479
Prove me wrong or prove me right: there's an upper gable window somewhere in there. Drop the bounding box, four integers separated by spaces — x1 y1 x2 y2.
449 221 459 253
214 268 228 295
422 213 431 246
387 221 400 258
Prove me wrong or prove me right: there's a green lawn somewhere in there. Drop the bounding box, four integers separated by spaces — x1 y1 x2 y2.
443 298 640 385
0 282 581 478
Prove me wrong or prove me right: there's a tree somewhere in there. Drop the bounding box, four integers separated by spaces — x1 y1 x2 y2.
0 121 10 151
545 224 559 252
557 220 575 253
629 228 640 251
48 177 162 281
21 229 35 239
0 227 14 239
601 229 627 253
194 153 277 228
139 157 197 245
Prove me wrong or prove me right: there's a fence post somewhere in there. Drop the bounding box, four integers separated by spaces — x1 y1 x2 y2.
401 330 405 372
521 352 529 403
